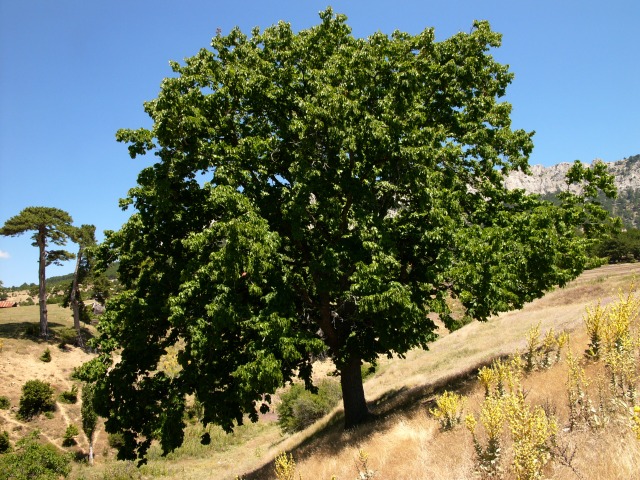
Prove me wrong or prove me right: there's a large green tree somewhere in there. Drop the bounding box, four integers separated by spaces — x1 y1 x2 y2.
0 207 74 337
81 10 615 460
65 224 97 347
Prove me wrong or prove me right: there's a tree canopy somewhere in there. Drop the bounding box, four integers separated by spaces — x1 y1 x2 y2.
0 206 74 337
80 9 615 461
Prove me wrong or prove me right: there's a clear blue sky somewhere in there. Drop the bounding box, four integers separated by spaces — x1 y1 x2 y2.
1 0 638 287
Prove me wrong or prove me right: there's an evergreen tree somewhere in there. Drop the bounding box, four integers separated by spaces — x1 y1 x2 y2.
0 207 74 337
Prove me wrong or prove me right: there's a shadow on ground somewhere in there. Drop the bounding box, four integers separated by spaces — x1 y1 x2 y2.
0 321 95 345
243 359 495 480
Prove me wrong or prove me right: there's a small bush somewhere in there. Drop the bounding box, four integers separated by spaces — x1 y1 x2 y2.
108 432 126 450
277 379 342 434
62 424 79 447
0 396 10 409
0 430 11 454
58 385 78 404
46 294 65 305
18 379 56 420
56 328 78 348
20 297 35 307
40 348 52 363
0 431 71 479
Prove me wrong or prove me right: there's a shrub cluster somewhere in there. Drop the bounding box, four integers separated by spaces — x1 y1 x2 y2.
0 431 71 479
18 379 56 420
463 288 640 480
56 327 79 348
466 355 558 480
39 348 51 363
0 430 10 454
62 424 79 447
276 379 342 434
58 385 78 404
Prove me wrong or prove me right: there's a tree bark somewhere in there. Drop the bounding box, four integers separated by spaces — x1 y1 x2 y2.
340 355 369 428
37 232 48 338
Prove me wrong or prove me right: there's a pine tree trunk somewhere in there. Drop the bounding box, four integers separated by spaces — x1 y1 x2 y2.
340 355 369 428
70 248 84 348
88 439 94 465
37 235 48 338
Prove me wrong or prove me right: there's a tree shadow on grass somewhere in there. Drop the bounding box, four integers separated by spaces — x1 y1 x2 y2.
243 359 494 480
0 321 96 346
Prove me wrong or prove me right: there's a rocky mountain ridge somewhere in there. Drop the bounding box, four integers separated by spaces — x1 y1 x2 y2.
504 153 640 194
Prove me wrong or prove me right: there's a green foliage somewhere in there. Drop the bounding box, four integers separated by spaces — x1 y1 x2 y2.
361 362 378 381
39 348 51 363
18 380 56 420
277 380 342 434
56 327 79 348
107 432 126 450
0 206 75 338
595 228 640 263
0 430 10 454
45 294 65 305
0 431 71 480
0 396 10 409
58 385 78 404
62 424 78 447
85 8 617 459
81 383 98 444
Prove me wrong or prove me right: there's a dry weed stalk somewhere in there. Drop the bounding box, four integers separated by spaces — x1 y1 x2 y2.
354 449 375 480
274 452 301 480
505 391 558 480
584 301 607 358
430 390 466 431
632 406 640 440
480 357 523 398
524 323 541 372
600 289 640 401
524 323 568 372
566 350 595 431
466 395 505 479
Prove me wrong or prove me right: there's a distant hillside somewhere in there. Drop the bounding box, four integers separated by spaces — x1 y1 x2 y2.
505 153 640 228
3 262 119 290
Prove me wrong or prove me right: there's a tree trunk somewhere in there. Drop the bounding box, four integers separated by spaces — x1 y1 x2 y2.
37 234 48 338
340 355 369 428
88 438 94 465
70 247 84 348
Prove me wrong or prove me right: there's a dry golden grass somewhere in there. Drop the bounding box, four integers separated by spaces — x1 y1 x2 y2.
0 304 106 459
2 263 640 479
238 263 640 480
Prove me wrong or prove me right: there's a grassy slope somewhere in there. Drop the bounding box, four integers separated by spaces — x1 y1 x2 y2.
1 263 639 479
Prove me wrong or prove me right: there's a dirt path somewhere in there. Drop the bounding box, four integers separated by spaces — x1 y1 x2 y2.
0 409 67 452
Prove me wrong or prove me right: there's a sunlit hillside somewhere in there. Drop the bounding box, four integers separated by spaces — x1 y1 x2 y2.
1 263 639 479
